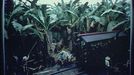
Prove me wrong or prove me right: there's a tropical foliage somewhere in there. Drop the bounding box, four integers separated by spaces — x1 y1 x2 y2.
5 0 130 74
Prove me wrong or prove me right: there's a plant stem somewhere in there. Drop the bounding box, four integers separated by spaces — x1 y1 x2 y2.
28 41 38 56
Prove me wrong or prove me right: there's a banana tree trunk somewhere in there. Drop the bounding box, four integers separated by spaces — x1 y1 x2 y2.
45 31 53 55
67 27 73 51
86 17 90 32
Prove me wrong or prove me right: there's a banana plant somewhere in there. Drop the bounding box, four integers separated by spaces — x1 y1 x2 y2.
100 0 130 32
85 0 130 32
5 2 30 40
55 0 79 28
24 5 58 54
6 0 58 55
48 0 80 50
79 1 106 32
5 0 39 38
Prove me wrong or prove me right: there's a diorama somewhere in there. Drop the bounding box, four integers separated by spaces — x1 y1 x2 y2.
2 0 132 75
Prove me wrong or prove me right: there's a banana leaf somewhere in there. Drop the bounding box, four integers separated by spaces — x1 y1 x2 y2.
101 9 125 16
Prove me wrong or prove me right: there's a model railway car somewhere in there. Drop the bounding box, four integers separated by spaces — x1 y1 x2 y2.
75 31 130 74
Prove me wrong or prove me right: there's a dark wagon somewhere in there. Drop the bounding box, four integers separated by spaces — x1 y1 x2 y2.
75 31 130 75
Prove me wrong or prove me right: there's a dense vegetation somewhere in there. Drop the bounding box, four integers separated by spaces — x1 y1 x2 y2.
5 0 130 74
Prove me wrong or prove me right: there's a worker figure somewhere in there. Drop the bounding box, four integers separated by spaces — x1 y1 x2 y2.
105 56 111 75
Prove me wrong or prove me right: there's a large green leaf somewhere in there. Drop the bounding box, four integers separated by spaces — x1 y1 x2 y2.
12 6 24 16
24 8 35 17
61 0 65 10
26 12 46 29
12 20 34 32
72 0 80 5
101 9 125 16
49 14 58 24
12 20 23 32
107 21 118 32
88 16 107 26
65 10 78 18
37 9 45 24
22 24 33 31
89 15 100 23
112 20 129 30
100 17 107 25
65 10 79 27
7 5 25 26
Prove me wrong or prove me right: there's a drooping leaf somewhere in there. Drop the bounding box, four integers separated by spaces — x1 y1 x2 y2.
12 20 23 32
100 17 107 25
61 0 65 10
112 20 129 30
26 13 46 29
37 9 45 24
49 14 58 24
89 15 100 23
72 0 80 5
22 24 33 31
107 21 118 32
12 6 24 16
24 8 34 16
65 10 78 18
101 9 125 16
